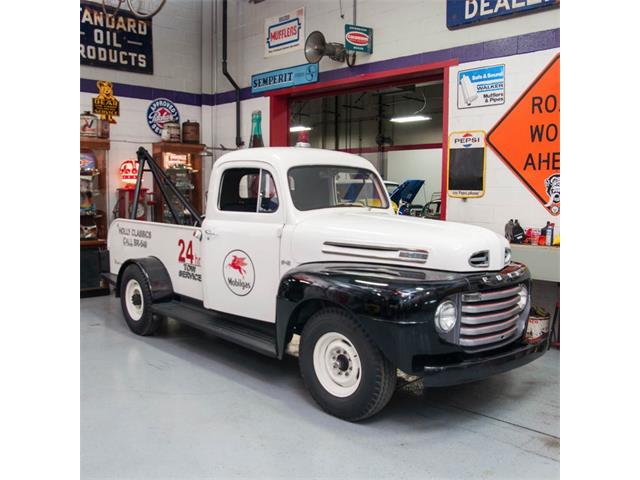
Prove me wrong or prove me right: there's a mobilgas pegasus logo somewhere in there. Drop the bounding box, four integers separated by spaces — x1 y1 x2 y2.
223 250 255 296
146 98 180 135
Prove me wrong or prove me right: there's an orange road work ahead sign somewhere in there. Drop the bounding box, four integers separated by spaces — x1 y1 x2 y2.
487 54 560 215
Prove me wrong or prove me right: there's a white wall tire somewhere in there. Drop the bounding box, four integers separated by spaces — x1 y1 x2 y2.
312 332 362 397
119 264 160 336
299 308 397 421
124 279 144 321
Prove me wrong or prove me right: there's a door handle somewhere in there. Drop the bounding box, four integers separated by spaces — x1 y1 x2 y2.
204 229 217 237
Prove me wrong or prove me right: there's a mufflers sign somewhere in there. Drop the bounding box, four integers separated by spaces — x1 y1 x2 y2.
80 1 153 74
264 7 305 58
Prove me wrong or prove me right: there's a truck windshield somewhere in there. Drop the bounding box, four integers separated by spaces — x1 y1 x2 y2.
288 165 389 211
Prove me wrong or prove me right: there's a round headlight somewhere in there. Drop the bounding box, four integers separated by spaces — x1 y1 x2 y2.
435 300 457 333
504 247 512 265
517 285 529 310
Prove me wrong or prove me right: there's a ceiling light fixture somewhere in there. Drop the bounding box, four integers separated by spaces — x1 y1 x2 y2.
290 125 312 132
389 115 432 123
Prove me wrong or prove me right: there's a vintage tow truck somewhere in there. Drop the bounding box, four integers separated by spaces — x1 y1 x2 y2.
103 146 550 421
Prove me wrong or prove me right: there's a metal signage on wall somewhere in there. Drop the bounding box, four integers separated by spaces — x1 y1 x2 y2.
448 131 487 198
446 0 559 29
80 1 153 74
251 63 318 95
147 98 180 136
92 80 120 123
345 25 373 53
487 54 560 215
264 7 305 58
458 64 505 109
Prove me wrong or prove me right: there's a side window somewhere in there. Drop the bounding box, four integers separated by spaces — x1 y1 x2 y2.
219 167 279 213
219 168 259 212
259 170 279 213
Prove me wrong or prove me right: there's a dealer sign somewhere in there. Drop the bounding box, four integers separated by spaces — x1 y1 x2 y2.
446 0 558 29
80 0 153 74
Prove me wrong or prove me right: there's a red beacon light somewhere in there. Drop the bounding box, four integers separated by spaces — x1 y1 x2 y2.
296 130 311 147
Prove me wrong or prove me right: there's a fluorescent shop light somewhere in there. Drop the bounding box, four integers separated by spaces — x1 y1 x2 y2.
389 115 432 123
290 125 312 132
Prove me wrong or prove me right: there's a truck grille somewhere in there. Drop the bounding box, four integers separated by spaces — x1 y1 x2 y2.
459 284 528 352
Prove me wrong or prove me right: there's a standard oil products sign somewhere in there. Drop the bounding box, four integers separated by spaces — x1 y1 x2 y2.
80 1 153 74
264 7 305 58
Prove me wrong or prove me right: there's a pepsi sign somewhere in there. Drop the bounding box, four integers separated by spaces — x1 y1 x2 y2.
448 130 486 198
345 24 373 54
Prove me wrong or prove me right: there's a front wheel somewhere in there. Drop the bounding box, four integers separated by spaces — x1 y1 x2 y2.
119 264 159 336
299 308 397 421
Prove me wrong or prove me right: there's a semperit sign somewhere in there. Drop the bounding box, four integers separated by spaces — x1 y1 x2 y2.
487 54 560 215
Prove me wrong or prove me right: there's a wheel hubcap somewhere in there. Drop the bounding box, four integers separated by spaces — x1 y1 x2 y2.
125 279 144 321
313 332 362 397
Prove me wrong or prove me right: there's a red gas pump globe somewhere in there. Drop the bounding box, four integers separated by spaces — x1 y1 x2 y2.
119 159 141 187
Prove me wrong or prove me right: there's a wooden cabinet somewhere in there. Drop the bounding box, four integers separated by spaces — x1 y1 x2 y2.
80 137 110 297
152 142 205 224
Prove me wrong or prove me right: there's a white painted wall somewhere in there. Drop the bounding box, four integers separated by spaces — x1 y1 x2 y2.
386 149 443 204
80 93 202 218
81 0 204 93
80 1 560 235
218 0 559 90
447 48 560 235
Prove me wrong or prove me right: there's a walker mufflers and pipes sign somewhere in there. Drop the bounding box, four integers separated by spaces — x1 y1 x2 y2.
80 1 153 74
446 0 559 29
458 65 505 109
487 54 560 215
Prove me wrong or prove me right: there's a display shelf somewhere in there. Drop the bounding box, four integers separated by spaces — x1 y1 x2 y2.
510 243 560 282
81 137 110 297
80 136 111 151
152 142 205 225
81 239 107 248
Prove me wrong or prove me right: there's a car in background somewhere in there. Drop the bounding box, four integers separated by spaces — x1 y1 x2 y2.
383 181 400 196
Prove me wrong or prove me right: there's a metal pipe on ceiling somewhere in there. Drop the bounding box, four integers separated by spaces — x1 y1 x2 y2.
222 0 243 148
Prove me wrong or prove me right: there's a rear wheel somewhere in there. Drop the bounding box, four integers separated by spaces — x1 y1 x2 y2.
299 308 397 421
120 264 159 336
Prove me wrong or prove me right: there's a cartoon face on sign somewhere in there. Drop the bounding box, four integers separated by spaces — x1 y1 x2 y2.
223 250 255 296
544 174 560 214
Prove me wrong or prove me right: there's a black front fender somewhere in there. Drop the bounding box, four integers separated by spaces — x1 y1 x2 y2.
275 262 472 370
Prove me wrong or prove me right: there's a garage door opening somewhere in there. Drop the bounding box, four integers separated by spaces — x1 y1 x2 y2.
268 61 455 219
288 80 443 218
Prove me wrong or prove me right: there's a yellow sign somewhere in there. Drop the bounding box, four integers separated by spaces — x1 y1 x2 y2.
92 80 120 124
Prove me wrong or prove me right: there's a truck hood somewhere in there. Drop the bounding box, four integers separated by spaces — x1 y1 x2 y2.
290 209 510 272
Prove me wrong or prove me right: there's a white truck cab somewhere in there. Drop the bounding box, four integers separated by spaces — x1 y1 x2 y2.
105 147 549 421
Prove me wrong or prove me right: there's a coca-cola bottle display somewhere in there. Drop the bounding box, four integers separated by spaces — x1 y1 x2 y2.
249 110 264 148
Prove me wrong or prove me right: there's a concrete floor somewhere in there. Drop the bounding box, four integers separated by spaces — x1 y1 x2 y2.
81 295 559 480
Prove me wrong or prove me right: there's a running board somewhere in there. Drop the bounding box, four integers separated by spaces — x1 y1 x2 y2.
151 301 277 358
